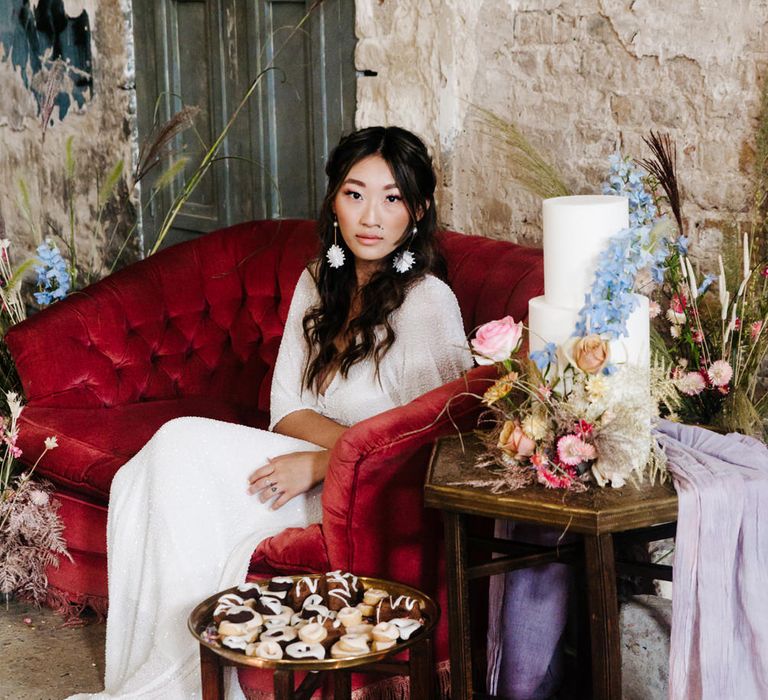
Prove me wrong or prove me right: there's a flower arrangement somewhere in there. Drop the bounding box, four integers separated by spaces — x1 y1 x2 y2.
466 136 679 491
470 318 667 491
637 133 768 436
0 391 66 604
475 97 768 439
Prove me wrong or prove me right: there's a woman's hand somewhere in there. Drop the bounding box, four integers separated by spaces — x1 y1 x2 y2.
247 450 330 510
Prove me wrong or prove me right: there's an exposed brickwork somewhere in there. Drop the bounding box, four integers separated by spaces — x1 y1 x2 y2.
355 0 768 270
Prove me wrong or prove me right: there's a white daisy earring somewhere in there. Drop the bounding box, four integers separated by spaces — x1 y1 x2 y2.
326 218 345 269
393 224 418 273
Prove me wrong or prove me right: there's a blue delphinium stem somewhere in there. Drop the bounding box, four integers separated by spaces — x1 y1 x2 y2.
34 240 70 307
575 154 671 339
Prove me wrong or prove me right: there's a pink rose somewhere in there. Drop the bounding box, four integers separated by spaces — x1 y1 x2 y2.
498 420 536 461
471 316 523 365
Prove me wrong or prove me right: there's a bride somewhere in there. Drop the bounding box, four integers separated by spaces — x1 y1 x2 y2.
68 126 474 699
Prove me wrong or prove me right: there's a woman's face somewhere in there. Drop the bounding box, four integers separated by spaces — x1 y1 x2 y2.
332 154 412 278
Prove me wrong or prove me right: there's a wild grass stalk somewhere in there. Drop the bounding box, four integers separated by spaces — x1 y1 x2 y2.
469 104 571 200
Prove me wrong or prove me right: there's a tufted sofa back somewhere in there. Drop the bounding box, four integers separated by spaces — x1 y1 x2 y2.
7 220 318 420
7 219 543 420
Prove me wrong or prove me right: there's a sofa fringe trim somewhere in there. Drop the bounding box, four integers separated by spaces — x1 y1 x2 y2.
242 660 450 699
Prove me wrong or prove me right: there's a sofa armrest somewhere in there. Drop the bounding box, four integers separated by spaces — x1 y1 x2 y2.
320 365 495 587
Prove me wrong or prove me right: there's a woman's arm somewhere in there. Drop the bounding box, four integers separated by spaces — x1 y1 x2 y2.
272 409 346 450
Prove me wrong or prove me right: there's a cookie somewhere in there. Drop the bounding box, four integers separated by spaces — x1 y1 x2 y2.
291 576 323 609
375 595 422 623
330 633 370 658
390 617 422 640
284 642 326 660
259 625 298 646
217 606 263 637
337 606 363 628
298 622 328 645
248 640 283 660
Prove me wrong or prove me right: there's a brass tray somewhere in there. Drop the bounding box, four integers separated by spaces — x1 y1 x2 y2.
188 575 439 671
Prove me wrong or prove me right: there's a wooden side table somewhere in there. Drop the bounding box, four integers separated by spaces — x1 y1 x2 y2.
188 576 439 700
424 434 678 700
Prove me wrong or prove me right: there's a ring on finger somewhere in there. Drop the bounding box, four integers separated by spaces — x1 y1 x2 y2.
271 485 278 493
265 479 273 487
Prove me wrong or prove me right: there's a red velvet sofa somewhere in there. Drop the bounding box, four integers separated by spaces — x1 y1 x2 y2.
6 219 543 697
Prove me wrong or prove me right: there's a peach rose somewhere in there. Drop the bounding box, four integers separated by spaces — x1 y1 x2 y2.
567 335 610 374
498 420 536 461
471 316 524 365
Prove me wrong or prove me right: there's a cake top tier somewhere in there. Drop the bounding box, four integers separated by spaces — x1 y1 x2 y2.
542 195 629 310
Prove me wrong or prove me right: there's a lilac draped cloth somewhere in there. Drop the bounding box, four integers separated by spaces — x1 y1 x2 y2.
487 420 768 700
486 521 572 699
654 419 768 699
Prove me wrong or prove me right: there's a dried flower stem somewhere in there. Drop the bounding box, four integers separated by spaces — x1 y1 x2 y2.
642 132 683 234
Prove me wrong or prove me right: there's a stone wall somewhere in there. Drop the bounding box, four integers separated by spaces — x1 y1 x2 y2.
355 0 768 268
0 0 136 281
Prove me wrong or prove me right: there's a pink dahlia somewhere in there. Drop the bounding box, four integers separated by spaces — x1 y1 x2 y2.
556 434 596 467
707 360 733 387
648 301 661 319
676 371 706 396
751 321 763 341
692 330 704 343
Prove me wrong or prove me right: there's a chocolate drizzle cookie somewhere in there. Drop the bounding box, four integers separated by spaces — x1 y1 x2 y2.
325 570 361 611
375 595 422 623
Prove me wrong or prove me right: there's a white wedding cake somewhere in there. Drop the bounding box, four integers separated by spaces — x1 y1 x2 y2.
528 195 650 368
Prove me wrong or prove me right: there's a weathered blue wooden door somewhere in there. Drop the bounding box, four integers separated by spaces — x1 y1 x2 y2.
134 0 356 250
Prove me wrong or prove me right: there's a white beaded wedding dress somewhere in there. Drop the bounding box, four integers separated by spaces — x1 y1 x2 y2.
67 268 473 700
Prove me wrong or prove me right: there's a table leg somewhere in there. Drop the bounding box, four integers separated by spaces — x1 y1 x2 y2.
274 668 295 699
333 669 352 699
444 511 473 700
584 533 621 700
199 644 225 700
409 634 434 699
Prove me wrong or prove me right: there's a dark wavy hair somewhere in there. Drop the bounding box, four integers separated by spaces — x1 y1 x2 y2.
302 126 446 392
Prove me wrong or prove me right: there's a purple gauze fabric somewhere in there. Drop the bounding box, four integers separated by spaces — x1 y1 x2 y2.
654 419 768 700
486 521 572 700
487 420 768 700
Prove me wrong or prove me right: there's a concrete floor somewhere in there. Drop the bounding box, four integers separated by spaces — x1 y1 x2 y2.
0 598 105 700
0 595 670 700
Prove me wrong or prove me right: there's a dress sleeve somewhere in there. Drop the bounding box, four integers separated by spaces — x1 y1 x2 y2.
388 276 474 406
269 269 319 431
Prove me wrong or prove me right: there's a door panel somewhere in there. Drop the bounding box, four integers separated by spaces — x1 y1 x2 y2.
133 0 356 251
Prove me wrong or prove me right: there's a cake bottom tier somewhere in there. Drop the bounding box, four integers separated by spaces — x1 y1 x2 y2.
527 294 650 368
